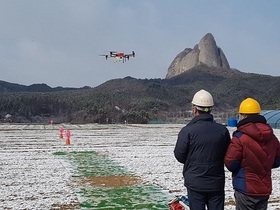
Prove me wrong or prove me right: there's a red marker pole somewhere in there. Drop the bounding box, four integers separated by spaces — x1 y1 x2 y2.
59 127 64 139
65 130 71 145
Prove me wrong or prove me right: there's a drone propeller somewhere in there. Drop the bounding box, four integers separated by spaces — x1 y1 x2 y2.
109 51 118 55
99 54 109 60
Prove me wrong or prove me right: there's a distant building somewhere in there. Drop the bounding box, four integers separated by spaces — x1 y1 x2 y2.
4 114 12 122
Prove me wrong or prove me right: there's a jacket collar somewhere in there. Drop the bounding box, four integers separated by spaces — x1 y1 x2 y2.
237 114 267 128
188 113 214 125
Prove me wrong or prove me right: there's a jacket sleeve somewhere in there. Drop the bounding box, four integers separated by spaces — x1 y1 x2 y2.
174 128 189 164
224 132 243 172
224 129 231 154
273 136 280 168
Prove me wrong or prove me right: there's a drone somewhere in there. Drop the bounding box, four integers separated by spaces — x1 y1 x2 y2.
100 51 135 63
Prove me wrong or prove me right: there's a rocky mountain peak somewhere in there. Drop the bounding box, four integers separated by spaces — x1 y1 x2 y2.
166 33 230 79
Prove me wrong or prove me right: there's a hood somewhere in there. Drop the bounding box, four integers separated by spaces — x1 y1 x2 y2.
237 115 273 142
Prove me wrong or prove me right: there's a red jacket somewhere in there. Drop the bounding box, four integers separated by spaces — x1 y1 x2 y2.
224 115 280 196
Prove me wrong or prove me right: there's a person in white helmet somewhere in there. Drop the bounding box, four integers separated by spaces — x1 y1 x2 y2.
174 89 231 210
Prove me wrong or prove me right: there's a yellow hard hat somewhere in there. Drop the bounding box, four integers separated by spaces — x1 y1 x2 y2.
239 98 261 114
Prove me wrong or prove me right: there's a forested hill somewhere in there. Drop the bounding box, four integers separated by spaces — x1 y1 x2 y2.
0 80 90 92
0 65 280 124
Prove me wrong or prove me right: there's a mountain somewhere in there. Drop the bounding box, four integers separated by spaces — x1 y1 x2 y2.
0 33 280 124
166 65 280 109
0 80 90 92
166 33 230 79
0 67 280 124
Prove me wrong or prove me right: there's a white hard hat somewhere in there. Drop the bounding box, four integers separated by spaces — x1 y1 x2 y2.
192 89 214 107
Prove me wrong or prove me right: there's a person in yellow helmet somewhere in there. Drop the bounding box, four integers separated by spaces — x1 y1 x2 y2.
225 98 280 210
174 89 231 210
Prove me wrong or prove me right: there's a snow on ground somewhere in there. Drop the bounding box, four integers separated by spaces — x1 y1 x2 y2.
0 123 279 209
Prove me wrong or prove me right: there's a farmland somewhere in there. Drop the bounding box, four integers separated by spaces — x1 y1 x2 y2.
0 124 279 209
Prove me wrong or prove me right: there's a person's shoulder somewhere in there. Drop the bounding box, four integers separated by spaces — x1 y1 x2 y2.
178 126 189 138
179 123 195 133
232 130 243 138
181 124 192 130
211 122 230 133
213 121 228 129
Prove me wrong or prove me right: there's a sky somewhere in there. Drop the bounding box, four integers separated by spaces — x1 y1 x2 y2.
0 0 280 88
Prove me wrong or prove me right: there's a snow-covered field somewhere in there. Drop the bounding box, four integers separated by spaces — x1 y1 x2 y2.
0 123 279 209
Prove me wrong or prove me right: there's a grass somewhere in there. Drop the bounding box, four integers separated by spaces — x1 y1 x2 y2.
54 151 172 209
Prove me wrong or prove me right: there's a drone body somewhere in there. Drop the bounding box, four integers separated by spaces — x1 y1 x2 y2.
100 51 135 63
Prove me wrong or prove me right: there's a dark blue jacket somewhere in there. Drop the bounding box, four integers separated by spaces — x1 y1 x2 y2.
174 113 230 191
